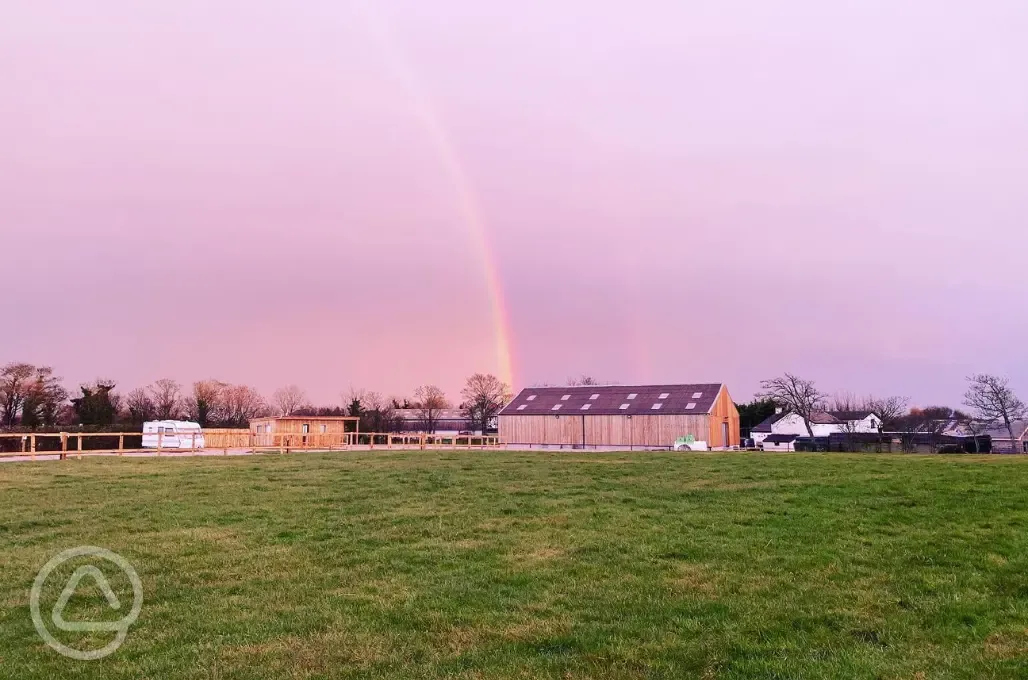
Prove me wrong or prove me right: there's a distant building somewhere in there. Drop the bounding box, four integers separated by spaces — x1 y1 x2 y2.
751 409 880 447
498 383 740 449
982 420 1028 453
393 409 473 435
249 415 359 446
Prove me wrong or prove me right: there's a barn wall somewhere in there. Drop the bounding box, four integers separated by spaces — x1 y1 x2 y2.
500 414 711 447
707 385 742 448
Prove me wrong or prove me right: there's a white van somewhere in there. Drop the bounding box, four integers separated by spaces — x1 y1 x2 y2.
142 421 205 449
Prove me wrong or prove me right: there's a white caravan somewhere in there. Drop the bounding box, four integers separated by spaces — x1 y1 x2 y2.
142 421 205 449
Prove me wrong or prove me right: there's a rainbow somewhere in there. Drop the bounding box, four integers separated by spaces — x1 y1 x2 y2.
353 2 516 389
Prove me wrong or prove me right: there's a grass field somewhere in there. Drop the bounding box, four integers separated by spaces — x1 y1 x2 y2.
2 451 1028 679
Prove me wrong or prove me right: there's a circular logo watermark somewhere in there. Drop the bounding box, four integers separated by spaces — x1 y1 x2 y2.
30 546 143 661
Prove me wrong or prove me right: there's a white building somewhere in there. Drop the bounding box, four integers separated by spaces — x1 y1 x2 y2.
751 410 880 447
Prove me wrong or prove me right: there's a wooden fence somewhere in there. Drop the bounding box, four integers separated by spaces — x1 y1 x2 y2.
0 430 504 461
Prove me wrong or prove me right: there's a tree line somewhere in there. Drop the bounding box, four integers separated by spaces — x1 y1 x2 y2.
0 362 512 435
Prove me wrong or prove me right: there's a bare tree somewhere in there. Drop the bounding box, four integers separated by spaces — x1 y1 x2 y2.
461 373 512 435
965 374 1027 453
125 388 156 425
414 385 450 434
184 380 227 426
273 385 307 416
21 367 68 429
865 395 909 432
567 375 599 386
221 384 270 427
149 378 183 420
758 373 826 438
963 417 990 454
0 362 37 427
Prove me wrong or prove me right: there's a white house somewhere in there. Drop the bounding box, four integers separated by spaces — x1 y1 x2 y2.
751 410 880 447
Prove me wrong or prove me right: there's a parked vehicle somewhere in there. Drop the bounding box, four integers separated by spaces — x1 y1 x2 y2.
142 421 205 449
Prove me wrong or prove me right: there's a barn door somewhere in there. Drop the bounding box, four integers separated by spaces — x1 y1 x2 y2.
721 422 729 449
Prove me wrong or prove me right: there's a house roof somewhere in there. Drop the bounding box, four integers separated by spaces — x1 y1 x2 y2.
982 420 1028 440
252 416 359 421
499 384 724 417
754 411 841 430
764 434 799 443
751 413 786 433
829 410 876 422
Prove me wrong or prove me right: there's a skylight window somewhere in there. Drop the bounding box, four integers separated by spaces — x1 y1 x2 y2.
551 404 562 411
561 395 571 401
581 404 591 411
619 404 630 410
651 403 663 410
686 403 697 410
526 395 537 401
692 392 703 399
517 405 527 411
627 393 638 400
658 393 670 400
590 394 600 400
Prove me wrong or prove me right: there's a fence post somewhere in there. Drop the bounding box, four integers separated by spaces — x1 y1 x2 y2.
61 433 68 461
191 432 196 454
157 431 163 456
77 435 82 460
118 434 124 456
30 434 36 461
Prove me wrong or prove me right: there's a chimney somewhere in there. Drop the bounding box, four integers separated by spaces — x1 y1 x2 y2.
775 407 784 415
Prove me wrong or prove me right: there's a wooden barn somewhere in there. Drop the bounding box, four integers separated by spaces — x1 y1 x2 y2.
498 383 740 449
249 415 359 447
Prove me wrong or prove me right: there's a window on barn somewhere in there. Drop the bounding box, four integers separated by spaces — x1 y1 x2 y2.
627 393 638 400
651 403 663 410
561 395 571 401
658 393 670 400
590 394 600 400
551 404 562 411
581 404 591 410
516 405 527 411
686 403 697 410
692 392 703 398
619 404 630 410
526 395 536 401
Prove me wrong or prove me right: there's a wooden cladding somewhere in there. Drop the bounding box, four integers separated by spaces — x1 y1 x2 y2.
499 385 741 448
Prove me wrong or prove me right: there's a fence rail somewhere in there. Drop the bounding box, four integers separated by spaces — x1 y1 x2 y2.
0 430 503 461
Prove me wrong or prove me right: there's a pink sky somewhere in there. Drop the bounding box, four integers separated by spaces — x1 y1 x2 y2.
3 0 1027 407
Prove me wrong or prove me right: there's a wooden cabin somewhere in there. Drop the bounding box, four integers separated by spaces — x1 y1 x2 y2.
249 416 359 447
498 383 740 449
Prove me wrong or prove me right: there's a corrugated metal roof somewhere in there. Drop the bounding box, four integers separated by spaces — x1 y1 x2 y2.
499 384 723 417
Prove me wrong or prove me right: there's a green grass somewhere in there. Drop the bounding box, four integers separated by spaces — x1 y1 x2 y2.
2 451 1028 679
